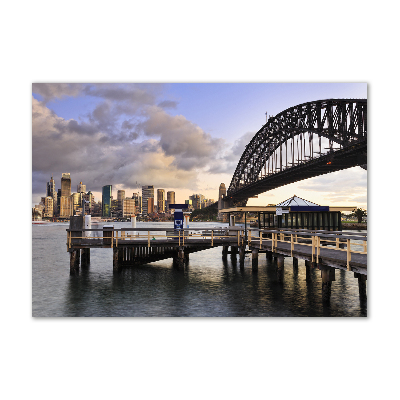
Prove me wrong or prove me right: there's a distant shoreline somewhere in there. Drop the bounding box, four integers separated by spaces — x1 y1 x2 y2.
341 223 367 230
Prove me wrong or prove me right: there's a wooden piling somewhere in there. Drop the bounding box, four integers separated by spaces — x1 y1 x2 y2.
239 246 245 264
305 260 312 282
81 248 90 267
70 250 80 273
293 257 298 269
277 254 284 281
321 266 335 302
252 249 259 270
355 273 367 300
222 245 228 261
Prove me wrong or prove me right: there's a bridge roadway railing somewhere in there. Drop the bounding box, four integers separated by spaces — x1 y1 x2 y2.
247 228 367 271
67 226 245 249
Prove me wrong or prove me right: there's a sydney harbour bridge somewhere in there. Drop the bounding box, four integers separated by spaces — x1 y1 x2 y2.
222 98 367 208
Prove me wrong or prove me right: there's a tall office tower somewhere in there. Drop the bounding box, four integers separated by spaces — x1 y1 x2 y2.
117 190 125 211
57 189 61 216
218 183 226 210
147 197 154 214
61 173 71 197
166 191 175 212
60 173 72 218
142 185 154 215
132 193 142 214
157 189 165 213
46 175 57 214
77 182 86 194
122 198 135 218
102 185 112 217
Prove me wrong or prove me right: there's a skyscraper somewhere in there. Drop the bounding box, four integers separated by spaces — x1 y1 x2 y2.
132 193 142 214
157 189 165 213
61 173 71 197
77 182 86 193
60 173 72 218
102 185 112 217
142 185 154 215
47 175 57 216
117 190 125 211
166 191 175 211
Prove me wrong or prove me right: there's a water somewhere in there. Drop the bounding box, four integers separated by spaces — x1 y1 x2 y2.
32 222 367 317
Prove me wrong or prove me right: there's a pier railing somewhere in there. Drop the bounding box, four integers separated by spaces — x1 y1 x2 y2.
248 228 367 270
67 227 245 249
67 226 366 271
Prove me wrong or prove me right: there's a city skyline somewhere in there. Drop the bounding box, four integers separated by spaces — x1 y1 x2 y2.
32 83 367 209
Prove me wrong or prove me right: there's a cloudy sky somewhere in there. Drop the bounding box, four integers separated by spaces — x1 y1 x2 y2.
32 83 367 208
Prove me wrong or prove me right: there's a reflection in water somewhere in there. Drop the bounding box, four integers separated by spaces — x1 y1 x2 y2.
33 222 367 317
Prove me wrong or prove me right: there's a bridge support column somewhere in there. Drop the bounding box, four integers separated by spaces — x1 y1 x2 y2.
266 250 273 260
252 249 259 270
81 248 90 267
70 250 80 274
277 254 284 281
321 266 335 303
355 272 367 301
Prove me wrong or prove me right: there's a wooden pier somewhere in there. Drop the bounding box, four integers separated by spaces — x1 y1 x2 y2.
66 218 367 301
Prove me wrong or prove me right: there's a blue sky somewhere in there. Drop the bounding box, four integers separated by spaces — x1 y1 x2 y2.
32 82 367 208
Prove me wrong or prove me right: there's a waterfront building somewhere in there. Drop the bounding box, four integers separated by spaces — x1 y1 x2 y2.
166 191 175 212
71 193 81 214
102 185 112 217
157 189 165 213
185 199 194 211
132 193 142 214
44 196 54 218
117 190 125 211
122 198 135 218
142 185 154 215
190 194 203 210
83 191 94 214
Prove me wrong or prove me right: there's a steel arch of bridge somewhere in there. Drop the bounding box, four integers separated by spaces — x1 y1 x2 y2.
227 99 367 205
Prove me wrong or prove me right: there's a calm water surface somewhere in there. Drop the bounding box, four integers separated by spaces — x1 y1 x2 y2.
32 222 367 317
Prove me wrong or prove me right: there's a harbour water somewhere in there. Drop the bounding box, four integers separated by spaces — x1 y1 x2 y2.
32 221 367 317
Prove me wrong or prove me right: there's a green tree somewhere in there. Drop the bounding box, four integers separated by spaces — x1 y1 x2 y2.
351 208 367 223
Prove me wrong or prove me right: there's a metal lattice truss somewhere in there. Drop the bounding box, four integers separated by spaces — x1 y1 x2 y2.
227 99 367 202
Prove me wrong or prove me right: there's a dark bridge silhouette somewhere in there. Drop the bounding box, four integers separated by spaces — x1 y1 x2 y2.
225 99 367 206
